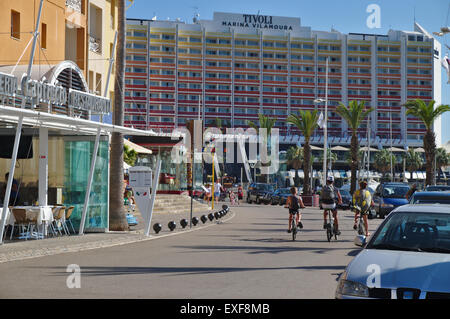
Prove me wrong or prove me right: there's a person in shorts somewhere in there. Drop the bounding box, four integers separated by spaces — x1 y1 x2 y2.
284 187 305 233
352 180 373 237
320 176 342 235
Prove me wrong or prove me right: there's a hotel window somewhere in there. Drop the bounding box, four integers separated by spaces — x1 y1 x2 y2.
134 43 147 49
318 45 328 51
134 79 147 85
247 109 259 114
162 58 174 63
263 64 274 70
235 51 245 57
247 97 258 103
218 50 230 56
248 63 259 69
235 40 246 45
218 96 230 102
161 70 174 75
263 109 273 115
248 52 259 58
207 84 217 90
275 42 287 48
178 71 187 77
133 67 146 73
263 41 274 47
206 50 217 55
274 76 286 81
189 83 201 89
178 48 188 53
235 97 245 102
248 40 259 46
11 10 20 39
218 73 230 79
218 85 230 90
134 31 147 37
263 98 273 103
360 57 370 63
178 60 187 65
247 74 259 80
218 62 230 67
190 48 201 54
206 73 217 78
189 37 201 43
206 61 217 67
149 46 159 51
150 34 160 39
177 36 187 42
303 44 313 49
189 60 201 66
408 47 417 52
206 38 217 44
263 53 274 58
348 45 357 51
219 39 230 44
291 43 301 49
263 75 273 81
359 46 370 52
162 34 174 40
263 86 273 92
218 107 229 113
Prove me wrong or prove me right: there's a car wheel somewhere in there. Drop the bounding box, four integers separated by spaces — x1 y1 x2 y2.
256 197 261 204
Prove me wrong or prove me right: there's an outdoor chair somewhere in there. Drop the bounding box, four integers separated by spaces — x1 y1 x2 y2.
64 206 76 234
10 208 39 240
51 206 66 236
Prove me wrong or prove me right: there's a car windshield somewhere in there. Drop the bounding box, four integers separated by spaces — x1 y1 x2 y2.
426 186 450 192
410 196 450 204
340 190 350 197
256 184 274 192
368 212 450 253
382 186 410 198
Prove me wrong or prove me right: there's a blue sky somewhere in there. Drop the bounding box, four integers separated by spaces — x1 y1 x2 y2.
127 0 450 144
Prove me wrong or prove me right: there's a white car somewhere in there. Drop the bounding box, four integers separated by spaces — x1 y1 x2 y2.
336 204 450 299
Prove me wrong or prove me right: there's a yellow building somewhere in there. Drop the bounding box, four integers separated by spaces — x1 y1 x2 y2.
87 0 118 101
0 0 88 76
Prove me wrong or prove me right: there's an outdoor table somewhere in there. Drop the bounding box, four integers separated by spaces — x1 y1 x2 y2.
8 206 54 238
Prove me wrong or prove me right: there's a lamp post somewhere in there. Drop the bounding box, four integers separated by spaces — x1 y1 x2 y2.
314 57 329 186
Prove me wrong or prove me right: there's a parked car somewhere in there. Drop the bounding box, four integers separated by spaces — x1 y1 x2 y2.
338 189 352 210
425 185 450 192
372 182 410 218
409 191 450 205
336 204 450 299
269 188 292 205
246 183 275 204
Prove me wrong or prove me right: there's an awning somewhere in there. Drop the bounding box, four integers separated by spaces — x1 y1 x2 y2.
330 145 349 151
124 139 152 154
0 104 157 136
360 146 379 152
310 145 323 151
386 147 407 152
413 147 425 153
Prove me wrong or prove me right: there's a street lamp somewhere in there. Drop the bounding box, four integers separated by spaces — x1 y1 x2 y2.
314 57 329 186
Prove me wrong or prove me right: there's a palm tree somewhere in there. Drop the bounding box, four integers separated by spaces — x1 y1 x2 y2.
336 101 374 194
287 110 320 195
374 149 397 179
435 147 450 177
286 146 303 187
319 149 338 170
404 99 450 186
247 114 277 183
124 144 138 166
109 0 128 231
404 148 424 182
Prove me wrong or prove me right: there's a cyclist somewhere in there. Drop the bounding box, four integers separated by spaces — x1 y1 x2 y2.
320 176 342 235
284 187 305 233
352 180 373 237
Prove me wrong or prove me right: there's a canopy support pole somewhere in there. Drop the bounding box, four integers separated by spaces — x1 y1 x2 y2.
79 32 117 235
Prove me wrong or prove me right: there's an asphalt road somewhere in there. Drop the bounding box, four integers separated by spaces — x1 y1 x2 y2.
0 203 383 299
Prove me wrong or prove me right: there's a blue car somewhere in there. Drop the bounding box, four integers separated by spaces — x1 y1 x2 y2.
336 204 450 299
372 182 410 218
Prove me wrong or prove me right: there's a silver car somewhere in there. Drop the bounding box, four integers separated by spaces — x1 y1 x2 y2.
336 204 450 299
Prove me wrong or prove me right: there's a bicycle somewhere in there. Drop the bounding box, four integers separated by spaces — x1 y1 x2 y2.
352 205 367 236
322 202 338 242
289 208 304 241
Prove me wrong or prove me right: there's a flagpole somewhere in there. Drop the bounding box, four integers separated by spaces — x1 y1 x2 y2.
322 57 329 185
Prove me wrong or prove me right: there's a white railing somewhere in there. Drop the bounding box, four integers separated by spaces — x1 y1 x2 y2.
66 0 82 13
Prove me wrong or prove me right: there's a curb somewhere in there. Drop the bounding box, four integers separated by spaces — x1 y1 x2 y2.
0 211 236 264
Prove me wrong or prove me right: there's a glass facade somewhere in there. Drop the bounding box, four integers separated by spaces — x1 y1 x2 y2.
64 137 109 231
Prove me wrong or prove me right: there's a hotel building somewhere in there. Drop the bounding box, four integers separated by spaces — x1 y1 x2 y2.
125 12 443 149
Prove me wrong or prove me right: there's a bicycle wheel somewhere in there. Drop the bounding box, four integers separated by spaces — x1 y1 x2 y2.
358 217 365 235
326 227 332 242
292 219 297 241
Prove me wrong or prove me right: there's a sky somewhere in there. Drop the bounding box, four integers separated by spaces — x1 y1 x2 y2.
126 0 450 144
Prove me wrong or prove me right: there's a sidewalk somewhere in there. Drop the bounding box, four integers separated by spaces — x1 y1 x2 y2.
0 203 234 264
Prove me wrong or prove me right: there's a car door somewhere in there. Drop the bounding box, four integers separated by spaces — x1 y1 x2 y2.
372 185 382 214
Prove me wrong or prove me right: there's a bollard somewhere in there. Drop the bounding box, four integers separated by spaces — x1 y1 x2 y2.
153 223 162 234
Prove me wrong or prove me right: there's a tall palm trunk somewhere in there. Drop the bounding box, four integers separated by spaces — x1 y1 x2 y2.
424 129 436 186
109 0 128 231
303 140 311 195
350 133 358 194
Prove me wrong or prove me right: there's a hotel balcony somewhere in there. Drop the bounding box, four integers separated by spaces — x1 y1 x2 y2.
89 34 102 54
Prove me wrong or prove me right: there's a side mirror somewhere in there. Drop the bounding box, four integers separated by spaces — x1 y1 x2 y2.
354 235 367 247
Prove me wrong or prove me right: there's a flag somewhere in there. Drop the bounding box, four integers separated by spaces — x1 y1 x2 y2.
317 112 326 129
442 55 450 84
